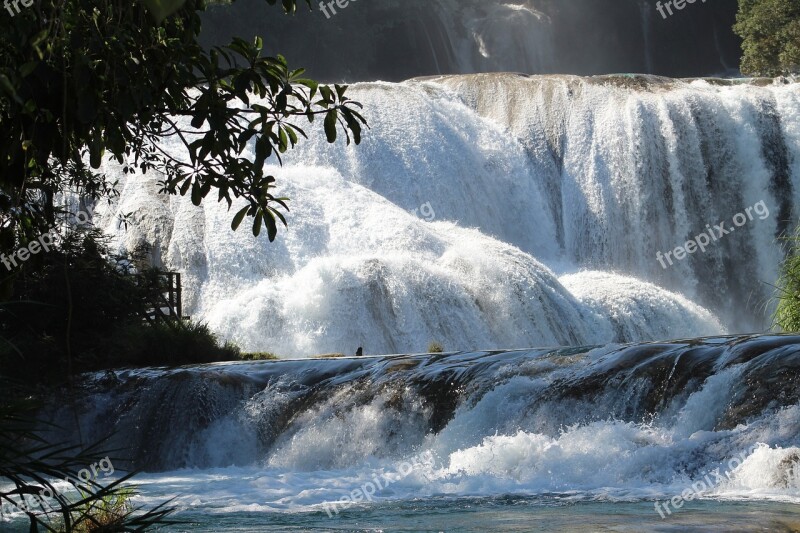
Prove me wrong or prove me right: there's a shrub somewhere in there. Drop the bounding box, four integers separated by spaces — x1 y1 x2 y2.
775 227 800 331
0 227 156 379
427 341 444 353
106 320 241 367
0 227 242 377
61 488 134 532
735 0 800 76
312 353 348 359
0 383 173 532
239 352 280 361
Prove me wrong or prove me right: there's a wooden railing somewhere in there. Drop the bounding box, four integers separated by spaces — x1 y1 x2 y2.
132 271 186 322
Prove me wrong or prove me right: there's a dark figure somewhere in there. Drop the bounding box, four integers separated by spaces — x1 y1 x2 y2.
355 347 363 357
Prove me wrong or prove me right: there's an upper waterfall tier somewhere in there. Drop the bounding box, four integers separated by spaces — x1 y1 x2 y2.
94 74 799 355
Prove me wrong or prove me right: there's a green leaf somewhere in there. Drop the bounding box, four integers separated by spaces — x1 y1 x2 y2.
253 210 263 237
278 128 288 152
320 85 333 104
89 137 104 169
264 208 278 241
231 205 249 231
324 110 338 143
191 183 202 206
0 74 23 104
19 62 38 78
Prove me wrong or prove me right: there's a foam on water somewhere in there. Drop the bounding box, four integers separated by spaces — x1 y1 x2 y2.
21 336 800 521
40 75 799 525
92 75 800 356
63 401 800 517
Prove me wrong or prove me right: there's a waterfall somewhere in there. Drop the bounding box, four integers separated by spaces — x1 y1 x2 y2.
96 74 798 356
27 74 800 528
39 335 800 509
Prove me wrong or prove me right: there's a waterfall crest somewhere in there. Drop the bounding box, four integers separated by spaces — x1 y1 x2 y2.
42 335 800 510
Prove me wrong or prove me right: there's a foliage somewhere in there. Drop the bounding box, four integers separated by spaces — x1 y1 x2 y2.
0 0 366 259
0 384 174 531
0 227 238 379
427 342 444 353
735 0 800 76
58 488 135 532
0 1 353 530
0 226 144 378
774 227 800 331
107 320 241 367
239 351 279 360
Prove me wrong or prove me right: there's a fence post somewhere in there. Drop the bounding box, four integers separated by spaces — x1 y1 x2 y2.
176 273 182 319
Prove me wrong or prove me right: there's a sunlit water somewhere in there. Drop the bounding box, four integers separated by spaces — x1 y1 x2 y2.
5 336 800 531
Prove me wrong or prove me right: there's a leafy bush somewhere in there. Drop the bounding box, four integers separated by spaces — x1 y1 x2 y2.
59 487 134 532
775 228 800 331
735 0 800 76
106 321 241 367
0 227 149 379
239 352 279 361
0 227 240 379
427 342 444 353
0 383 173 532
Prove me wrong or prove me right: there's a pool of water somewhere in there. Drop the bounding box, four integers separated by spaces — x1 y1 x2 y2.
5 495 800 532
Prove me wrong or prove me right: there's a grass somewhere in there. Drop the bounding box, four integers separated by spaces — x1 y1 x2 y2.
312 353 348 359
60 488 134 532
775 227 800 332
105 320 241 367
427 341 444 353
239 352 280 361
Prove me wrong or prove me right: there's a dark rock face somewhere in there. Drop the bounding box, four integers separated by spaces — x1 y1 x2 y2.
199 0 741 82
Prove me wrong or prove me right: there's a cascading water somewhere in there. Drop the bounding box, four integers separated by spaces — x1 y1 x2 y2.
2 1 798 530
37 335 800 519
14 73 800 533
95 74 799 355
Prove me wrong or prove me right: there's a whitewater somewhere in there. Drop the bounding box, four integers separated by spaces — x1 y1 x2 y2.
6 74 798 531
93 74 799 356
17 335 800 531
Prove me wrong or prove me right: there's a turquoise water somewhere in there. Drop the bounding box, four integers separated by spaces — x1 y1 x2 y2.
5 497 800 532
158 500 800 532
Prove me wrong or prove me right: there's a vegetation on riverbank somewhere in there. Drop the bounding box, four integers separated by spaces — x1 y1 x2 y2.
0 382 174 531
0 228 242 382
0 0 363 526
775 227 800 331
735 0 800 76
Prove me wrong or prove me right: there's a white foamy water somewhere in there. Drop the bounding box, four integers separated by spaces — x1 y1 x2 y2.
90 75 800 357
26 336 800 517
93 374 800 516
